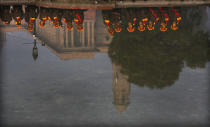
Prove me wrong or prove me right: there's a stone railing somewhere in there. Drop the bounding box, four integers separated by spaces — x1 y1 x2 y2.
0 0 35 4
0 0 210 6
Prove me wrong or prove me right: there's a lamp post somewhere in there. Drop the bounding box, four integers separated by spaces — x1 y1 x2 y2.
32 20 38 61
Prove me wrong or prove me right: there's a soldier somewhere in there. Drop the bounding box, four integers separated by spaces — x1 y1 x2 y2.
12 5 24 28
170 7 181 31
159 7 169 32
147 8 159 31
160 22 167 32
24 5 39 31
136 8 148 32
63 9 74 31
102 10 114 35
73 9 86 32
49 8 63 28
111 9 122 33
138 21 145 32
126 8 137 32
39 7 49 27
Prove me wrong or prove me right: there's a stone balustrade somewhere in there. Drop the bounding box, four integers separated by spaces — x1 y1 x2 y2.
0 0 210 6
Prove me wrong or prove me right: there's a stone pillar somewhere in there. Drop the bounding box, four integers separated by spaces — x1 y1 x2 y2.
66 29 69 48
91 21 95 48
112 64 130 113
87 21 90 47
71 30 74 47
81 30 85 47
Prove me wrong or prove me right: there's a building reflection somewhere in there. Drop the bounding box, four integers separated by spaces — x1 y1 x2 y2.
112 64 130 113
0 5 210 113
34 9 112 60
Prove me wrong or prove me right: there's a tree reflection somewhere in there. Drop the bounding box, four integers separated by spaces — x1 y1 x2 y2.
108 7 210 89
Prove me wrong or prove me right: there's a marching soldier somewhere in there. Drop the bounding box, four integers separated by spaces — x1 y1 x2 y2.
159 7 170 32
170 7 181 31
12 5 24 28
111 9 122 33
74 9 86 32
126 8 137 32
49 8 63 28
63 9 74 31
147 8 159 31
39 7 49 27
102 10 114 35
136 8 148 32
24 5 39 31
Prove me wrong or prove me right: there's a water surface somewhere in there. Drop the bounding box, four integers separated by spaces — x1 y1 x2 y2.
0 4 210 127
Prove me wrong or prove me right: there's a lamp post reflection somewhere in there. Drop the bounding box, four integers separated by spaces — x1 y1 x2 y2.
32 19 38 61
32 35 38 61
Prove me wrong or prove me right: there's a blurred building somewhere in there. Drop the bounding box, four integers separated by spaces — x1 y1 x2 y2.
35 9 113 60
112 64 130 113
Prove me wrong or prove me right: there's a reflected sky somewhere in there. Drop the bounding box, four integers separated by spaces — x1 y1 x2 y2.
0 4 210 127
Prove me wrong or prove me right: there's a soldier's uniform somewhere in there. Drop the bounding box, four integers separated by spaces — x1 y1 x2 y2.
63 9 74 31
39 7 49 27
12 5 24 28
102 10 114 35
74 9 86 32
126 8 137 32
24 5 39 31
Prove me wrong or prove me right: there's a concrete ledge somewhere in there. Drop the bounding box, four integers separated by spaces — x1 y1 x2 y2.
116 1 210 7
35 1 115 9
0 0 35 5
0 0 210 7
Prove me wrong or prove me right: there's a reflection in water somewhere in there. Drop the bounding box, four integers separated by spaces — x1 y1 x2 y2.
1 5 183 33
25 5 39 31
32 35 38 61
0 5 210 114
108 14 210 89
113 64 130 113
102 7 182 35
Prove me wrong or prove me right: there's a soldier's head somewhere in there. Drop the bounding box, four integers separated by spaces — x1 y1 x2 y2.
108 27 114 35
147 21 154 31
39 20 46 27
138 21 145 32
67 23 73 31
171 21 178 31
28 23 33 31
77 24 83 32
128 22 132 28
53 23 59 28
115 27 122 33
115 23 122 33
160 22 167 32
16 21 21 28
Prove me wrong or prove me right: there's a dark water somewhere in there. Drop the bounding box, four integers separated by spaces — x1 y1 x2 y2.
0 4 210 127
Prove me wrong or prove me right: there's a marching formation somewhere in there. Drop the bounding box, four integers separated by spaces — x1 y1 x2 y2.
0 5 182 35
0 5 86 32
103 7 182 35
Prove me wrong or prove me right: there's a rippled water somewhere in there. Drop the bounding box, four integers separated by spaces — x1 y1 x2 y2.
0 4 210 127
